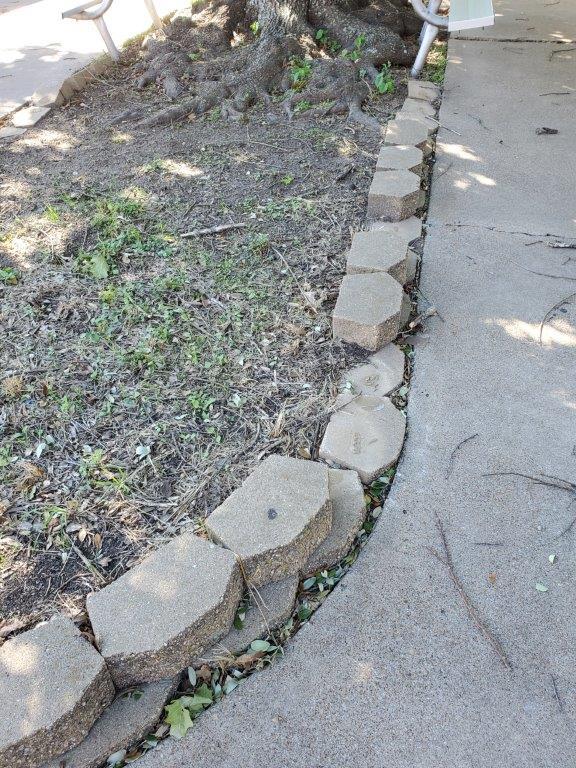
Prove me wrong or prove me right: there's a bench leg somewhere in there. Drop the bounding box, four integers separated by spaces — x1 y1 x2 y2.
411 21 439 77
418 0 442 42
94 16 120 61
143 0 163 29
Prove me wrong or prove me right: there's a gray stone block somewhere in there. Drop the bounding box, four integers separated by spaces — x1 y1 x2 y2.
384 119 432 156
193 577 298 663
367 171 424 222
319 395 406 484
375 145 423 174
407 79 441 102
346 230 409 282
31 89 64 108
395 111 438 137
400 97 436 118
205 455 332 587
305 469 366 573
0 615 114 768
406 248 419 282
333 272 404 351
87 533 242 688
11 106 51 128
340 343 405 399
368 216 423 244
0 126 26 141
41 679 179 768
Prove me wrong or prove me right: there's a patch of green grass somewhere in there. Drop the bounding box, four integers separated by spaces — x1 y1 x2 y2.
289 57 312 92
0 266 20 285
315 28 340 55
374 62 395 94
422 41 447 84
73 193 174 279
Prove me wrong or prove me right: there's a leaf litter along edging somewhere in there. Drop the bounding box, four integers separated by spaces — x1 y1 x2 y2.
0 61 408 628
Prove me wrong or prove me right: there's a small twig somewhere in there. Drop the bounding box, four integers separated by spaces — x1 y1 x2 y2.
550 47 576 60
483 470 576 493
181 223 246 238
272 246 318 312
429 514 512 669
548 241 576 249
434 161 453 179
509 260 576 282
538 91 572 96
474 542 504 547
539 291 576 345
446 433 478 478
551 674 563 712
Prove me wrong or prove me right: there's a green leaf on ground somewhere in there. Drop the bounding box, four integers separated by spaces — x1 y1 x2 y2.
164 700 193 739
535 582 549 592
250 639 273 652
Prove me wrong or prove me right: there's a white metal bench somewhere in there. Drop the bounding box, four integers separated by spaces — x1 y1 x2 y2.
62 0 163 62
409 0 495 76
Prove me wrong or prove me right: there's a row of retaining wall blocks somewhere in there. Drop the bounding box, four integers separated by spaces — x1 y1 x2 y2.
323 79 440 482
0 80 440 768
1 456 367 768
332 79 439 353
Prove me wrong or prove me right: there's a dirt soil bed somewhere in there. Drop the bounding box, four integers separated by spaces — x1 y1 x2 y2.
0 56 407 631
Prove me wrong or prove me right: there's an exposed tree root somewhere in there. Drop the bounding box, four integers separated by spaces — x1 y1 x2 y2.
132 0 420 128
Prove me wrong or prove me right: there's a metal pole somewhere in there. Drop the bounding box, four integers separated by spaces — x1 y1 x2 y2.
94 15 120 60
143 0 163 29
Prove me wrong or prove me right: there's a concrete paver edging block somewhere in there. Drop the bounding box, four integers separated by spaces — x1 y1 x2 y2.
400 97 436 118
193 577 299 663
407 79 441 102
333 272 405 351
319 395 407 484
87 533 243 688
40 678 180 768
346 230 409 282
0 615 115 768
384 120 432 156
205 455 332 587
375 145 424 174
305 469 367 573
340 343 405 399
368 216 422 244
367 170 424 222
395 111 438 137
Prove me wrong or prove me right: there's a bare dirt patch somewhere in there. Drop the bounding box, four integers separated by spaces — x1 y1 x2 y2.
0 56 407 631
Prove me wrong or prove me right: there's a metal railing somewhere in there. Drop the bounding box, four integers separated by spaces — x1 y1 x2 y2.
62 0 163 61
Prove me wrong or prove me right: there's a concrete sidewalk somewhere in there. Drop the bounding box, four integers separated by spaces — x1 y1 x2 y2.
0 0 181 119
139 4 576 767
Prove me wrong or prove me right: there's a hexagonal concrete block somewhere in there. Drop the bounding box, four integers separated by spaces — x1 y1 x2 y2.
395 112 438 137
305 469 366 573
368 216 423 245
42 678 179 768
367 170 424 222
407 79 441 102
193 576 298 663
205 455 332 587
319 396 406 484
346 230 409 283
0 126 26 142
333 272 405 351
340 343 405 399
385 119 432 156
0 615 114 768
11 106 51 128
400 97 436 118
406 249 418 283
87 533 242 688
375 145 423 174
